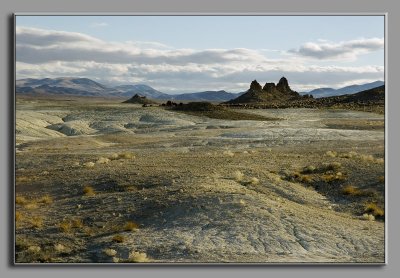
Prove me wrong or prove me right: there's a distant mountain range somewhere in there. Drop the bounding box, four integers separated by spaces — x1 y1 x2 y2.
16 77 241 102
303 81 384 98
16 77 384 102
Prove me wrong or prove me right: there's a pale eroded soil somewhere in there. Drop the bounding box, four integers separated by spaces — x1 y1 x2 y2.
15 97 385 263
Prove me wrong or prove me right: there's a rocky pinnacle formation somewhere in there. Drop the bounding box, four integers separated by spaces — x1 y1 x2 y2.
226 77 300 104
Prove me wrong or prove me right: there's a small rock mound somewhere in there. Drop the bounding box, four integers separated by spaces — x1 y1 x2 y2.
123 94 157 105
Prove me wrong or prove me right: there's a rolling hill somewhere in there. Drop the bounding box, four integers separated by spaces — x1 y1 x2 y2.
305 81 384 98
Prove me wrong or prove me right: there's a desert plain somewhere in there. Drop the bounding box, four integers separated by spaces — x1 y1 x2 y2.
15 96 385 263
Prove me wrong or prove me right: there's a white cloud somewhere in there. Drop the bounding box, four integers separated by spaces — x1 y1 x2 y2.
290 38 384 60
15 26 384 93
90 22 109 28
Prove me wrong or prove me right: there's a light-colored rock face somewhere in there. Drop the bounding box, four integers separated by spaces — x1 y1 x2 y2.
15 97 385 263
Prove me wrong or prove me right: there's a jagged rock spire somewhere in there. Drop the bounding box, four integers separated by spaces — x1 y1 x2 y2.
263 82 276 92
249 80 262 91
276 77 291 93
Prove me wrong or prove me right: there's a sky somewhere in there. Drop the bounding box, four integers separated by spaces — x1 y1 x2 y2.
15 15 385 93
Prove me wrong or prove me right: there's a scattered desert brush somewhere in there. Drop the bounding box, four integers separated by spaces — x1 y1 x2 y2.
83 161 95 168
364 203 384 217
58 218 84 233
362 213 375 221
127 250 149 263
104 248 118 257
250 177 259 185
96 157 110 164
359 154 375 162
118 152 135 160
375 158 384 164
265 172 282 183
38 194 53 204
15 211 23 222
27 245 41 253
223 150 235 157
302 165 316 174
54 243 66 253
325 162 342 171
325 150 337 158
233 170 244 182
339 151 358 159
112 234 125 243
15 196 28 205
83 186 96 196
341 185 362 196
58 220 73 233
322 172 346 183
124 221 139 231
71 218 84 229
109 153 120 160
30 216 44 229
285 171 312 184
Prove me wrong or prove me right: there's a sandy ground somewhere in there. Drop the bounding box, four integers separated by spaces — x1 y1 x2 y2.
15 97 385 263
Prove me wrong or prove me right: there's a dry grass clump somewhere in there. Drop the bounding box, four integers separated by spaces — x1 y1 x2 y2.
375 158 384 164
83 186 96 196
378 176 385 183
339 151 358 159
299 175 313 183
124 221 139 231
112 234 125 243
325 150 337 158
266 172 282 183
250 177 259 185
104 248 118 257
16 196 28 205
58 218 84 233
30 216 44 229
71 218 84 229
127 250 149 263
223 150 235 157
118 152 135 160
362 213 375 221
16 176 33 183
15 211 23 222
359 154 375 162
302 165 316 174
83 161 95 168
24 203 39 210
233 170 244 182
109 153 120 160
58 220 73 233
285 171 312 184
322 172 346 183
38 195 53 204
96 157 110 164
54 243 66 253
323 162 342 171
341 185 362 196
27 245 41 253
364 203 384 217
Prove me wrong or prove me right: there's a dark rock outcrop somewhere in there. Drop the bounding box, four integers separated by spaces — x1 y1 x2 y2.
226 77 300 104
123 94 158 105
